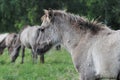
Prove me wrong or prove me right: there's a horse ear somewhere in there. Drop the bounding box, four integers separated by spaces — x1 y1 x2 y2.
48 9 54 19
44 9 48 14
43 9 54 21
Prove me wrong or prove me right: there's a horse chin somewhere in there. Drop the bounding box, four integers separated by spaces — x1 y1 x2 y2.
36 44 52 55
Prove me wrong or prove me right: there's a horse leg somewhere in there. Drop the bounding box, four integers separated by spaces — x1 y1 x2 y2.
40 54 44 63
21 45 25 64
117 71 120 80
78 65 97 80
79 75 99 80
31 49 38 64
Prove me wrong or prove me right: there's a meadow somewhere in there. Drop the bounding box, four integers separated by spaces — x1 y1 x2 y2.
0 47 78 80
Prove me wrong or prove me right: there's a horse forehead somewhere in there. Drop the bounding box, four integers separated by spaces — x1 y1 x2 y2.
41 20 51 28
43 16 50 23
41 15 48 21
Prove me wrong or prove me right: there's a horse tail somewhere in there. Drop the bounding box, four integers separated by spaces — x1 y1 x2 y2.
13 33 21 47
11 25 29 54
16 25 29 43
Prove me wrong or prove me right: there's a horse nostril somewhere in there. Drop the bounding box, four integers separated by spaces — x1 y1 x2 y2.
39 28 45 32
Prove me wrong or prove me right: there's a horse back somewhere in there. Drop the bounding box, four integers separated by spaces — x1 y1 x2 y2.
5 33 17 47
20 26 39 48
0 33 9 43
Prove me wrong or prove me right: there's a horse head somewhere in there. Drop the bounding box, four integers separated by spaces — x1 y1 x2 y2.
35 9 65 54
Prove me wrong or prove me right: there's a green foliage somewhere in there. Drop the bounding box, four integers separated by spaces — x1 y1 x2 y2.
81 0 120 29
0 48 78 80
0 0 120 32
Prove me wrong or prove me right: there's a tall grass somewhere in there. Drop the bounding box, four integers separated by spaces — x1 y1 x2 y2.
0 48 78 80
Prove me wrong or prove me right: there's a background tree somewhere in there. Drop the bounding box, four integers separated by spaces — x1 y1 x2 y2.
0 0 120 32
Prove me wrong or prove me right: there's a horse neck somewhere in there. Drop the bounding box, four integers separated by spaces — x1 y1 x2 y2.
59 24 83 53
59 23 112 54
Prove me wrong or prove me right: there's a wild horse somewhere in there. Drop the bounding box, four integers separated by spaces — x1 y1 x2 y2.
36 9 120 80
10 25 45 64
0 33 17 55
10 25 61 64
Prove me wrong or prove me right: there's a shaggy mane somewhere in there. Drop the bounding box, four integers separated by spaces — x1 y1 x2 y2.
42 10 108 34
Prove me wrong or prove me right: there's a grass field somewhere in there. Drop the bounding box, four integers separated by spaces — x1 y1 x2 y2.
0 47 78 80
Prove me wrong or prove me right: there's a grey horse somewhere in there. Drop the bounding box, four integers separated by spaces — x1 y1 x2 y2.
10 25 44 64
10 25 61 64
35 9 120 80
0 33 17 55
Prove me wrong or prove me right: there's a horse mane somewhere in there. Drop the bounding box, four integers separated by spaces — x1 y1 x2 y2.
67 12 106 34
44 10 109 34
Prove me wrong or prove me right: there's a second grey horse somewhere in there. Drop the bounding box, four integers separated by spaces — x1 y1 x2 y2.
10 25 44 63
36 9 120 80
0 33 17 55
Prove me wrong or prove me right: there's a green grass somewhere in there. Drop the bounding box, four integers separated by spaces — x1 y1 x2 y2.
0 48 78 80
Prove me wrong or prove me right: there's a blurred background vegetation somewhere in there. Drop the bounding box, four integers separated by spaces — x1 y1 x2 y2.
0 0 120 32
